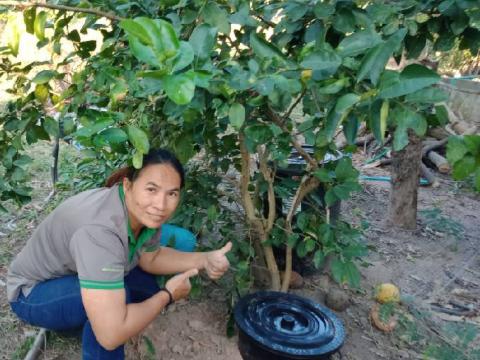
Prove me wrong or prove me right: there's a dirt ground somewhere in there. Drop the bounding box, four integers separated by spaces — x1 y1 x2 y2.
1 147 479 360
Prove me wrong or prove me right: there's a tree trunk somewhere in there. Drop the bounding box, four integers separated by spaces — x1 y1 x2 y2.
388 131 422 229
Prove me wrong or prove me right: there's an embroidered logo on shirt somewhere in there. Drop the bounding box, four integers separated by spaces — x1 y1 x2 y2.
101 266 124 273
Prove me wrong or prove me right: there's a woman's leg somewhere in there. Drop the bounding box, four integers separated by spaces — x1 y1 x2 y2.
10 275 87 331
125 266 160 303
156 224 198 287
10 276 125 360
160 224 197 252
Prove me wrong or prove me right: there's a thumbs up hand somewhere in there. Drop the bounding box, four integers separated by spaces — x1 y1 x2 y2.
204 242 232 280
165 268 199 301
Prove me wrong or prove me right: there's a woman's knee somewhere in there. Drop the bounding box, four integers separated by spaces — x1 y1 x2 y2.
160 224 197 252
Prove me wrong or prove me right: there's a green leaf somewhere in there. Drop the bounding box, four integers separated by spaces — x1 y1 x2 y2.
343 242 368 259
34 84 50 103
23 8 36 34
203 1 230 34
207 204 217 221
313 168 333 183
392 107 427 151
98 128 128 145
314 2 335 19
122 18 180 67
189 24 217 60
171 41 194 72
173 133 195 164
136 18 179 57
452 155 476 180
335 93 360 113
313 250 325 269
128 36 160 67
26 125 50 144
132 150 143 169
142 335 156 356
291 212 309 231
7 16 20 57
333 183 357 199
34 11 47 41
192 71 212 89
244 124 273 146
370 99 389 143
392 127 407 152
405 87 449 103
67 30 81 42
405 35 427 59
300 49 342 72
330 258 345 284
324 189 338 207
317 78 349 95
305 237 315 253
475 168 480 191
13 155 32 168
335 157 359 182
32 70 57 84
11 166 27 182
250 32 287 63
287 233 300 248
324 93 360 141
127 125 150 154
229 103 245 130
379 64 440 99
357 28 407 85
162 71 196 105
343 261 361 288
296 241 308 258
333 8 355 33
434 105 449 126
119 19 153 45
43 117 59 137
464 135 480 156
331 259 360 287
447 136 469 164
337 29 383 57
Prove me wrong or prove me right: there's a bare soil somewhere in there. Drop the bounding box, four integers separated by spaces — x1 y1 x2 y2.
1 147 479 360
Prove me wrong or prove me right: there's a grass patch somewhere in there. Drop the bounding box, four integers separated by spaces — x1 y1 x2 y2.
0 140 84 359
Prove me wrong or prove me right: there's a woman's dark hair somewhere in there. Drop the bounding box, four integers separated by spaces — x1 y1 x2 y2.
105 149 185 188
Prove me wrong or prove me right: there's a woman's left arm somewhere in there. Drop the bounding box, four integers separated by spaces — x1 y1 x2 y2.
139 242 232 280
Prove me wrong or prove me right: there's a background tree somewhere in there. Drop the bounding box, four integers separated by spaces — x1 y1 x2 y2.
0 0 479 291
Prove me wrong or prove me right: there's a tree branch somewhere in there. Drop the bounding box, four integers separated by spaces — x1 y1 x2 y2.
0 1 123 21
283 89 306 122
258 145 276 233
253 14 275 28
281 175 320 292
239 133 257 223
239 134 281 290
265 104 318 170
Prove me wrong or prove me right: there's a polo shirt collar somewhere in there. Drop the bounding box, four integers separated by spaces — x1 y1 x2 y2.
118 184 158 262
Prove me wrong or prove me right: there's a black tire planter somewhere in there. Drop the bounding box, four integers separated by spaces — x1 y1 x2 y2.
234 291 345 360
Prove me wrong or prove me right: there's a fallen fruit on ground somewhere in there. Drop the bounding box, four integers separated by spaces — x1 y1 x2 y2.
375 283 400 303
370 303 397 333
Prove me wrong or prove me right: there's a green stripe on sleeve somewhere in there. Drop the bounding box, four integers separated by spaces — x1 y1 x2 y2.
143 245 159 252
79 279 124 290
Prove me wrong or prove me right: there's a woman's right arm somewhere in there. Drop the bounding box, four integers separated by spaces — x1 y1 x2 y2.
81 268 198 350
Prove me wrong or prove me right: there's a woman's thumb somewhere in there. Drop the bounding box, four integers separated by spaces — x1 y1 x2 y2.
182 268 199 279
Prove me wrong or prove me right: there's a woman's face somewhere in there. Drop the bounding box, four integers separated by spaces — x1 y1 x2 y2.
123 163 181 231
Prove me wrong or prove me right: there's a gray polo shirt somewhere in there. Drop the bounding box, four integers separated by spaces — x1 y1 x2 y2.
7 184 160 302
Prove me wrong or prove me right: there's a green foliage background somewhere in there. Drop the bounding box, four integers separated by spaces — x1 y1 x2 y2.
0 0 479 290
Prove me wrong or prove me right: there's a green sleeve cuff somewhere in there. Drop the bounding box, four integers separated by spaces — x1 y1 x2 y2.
142 245 159 252
79 279 124 290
